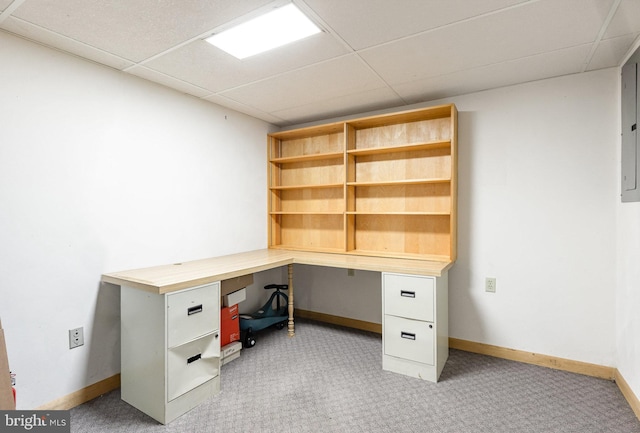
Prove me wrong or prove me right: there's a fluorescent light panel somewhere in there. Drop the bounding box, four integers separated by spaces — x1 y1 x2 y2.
205 3 321 59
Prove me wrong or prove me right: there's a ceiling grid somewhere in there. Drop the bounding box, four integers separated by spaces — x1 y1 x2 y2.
1 0 639 126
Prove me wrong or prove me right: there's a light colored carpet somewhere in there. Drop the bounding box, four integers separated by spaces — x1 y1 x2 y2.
70 319 640 432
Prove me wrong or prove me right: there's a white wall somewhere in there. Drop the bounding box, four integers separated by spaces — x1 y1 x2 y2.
450 70 618 366
616 43 640 409
0 32 272 408
617 202 640 402
293 265 381 323
295 69 620 368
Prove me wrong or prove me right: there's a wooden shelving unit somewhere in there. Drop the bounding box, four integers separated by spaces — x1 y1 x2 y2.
268 104 457 262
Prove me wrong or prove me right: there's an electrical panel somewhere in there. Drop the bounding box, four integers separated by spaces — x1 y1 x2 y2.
621 46 640 202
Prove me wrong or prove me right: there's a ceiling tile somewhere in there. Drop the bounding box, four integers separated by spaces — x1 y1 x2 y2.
0 16 134 70
203 94 287 125
603 0 640 39
303 0 528 50
220 54 390 113
587 33 640 70
126 66 211 98
271 87 404 125
11 0 274 62
0 0 14 11
360 0 613 87
391 44 591 104
142 31 348 93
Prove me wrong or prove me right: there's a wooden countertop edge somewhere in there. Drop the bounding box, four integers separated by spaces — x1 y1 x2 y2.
101 249 452 294
291 252 452 276
102 260 295 294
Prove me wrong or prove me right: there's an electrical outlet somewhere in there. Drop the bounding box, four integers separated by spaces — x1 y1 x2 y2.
69 327 84 349
485 277 496 293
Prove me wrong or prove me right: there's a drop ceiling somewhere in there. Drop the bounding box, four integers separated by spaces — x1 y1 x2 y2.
1 0 639 127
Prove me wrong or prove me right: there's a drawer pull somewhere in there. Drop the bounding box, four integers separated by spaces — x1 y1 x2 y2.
401 332 416 340
187 304 203 316
400 290 416 298
187 353 202 364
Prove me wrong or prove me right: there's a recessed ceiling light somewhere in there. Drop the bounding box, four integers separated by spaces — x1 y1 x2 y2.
205 3 321 60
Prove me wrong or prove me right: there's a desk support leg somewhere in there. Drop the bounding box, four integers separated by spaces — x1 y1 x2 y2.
287 264 295 337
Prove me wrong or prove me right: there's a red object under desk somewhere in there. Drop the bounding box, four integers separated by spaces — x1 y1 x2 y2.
220 304 240 347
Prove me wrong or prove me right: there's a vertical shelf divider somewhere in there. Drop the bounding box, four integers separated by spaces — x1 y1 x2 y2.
346 123 356 253
267 136 281 248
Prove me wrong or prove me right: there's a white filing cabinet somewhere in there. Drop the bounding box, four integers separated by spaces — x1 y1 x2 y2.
120 282 221 424
382 272 448 382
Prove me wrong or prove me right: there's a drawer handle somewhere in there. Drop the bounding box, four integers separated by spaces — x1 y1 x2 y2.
401 332 416 340
400 290 416 298
187 353 202 364
187 304 203 316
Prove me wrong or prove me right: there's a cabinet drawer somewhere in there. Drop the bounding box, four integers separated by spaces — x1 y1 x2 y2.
384 315 434 365
383 274 434 321
167 283 220 348
167 332 220 401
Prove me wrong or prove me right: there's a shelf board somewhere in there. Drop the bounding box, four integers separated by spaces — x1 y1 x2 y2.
269 245 346 254
270 211 344 215
270 183 344 190
347 178 450 187
347 140 450 156
346 211 450 216
269 122 345 141
271 211 450 216
347 248 452 262
346 105 454 129
270 152 344 164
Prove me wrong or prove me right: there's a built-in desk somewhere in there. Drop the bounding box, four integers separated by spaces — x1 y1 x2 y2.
102 248 452 423
102 248 451 336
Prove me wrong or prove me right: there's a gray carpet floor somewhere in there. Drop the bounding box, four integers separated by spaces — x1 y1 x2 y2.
70 319 640 433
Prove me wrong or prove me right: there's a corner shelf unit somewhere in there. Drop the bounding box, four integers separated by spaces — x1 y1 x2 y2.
268 104 457 261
